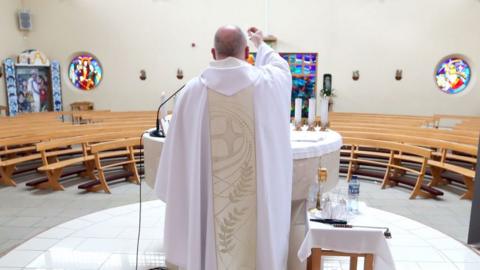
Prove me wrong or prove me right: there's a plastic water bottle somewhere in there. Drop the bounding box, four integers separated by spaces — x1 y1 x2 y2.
348 176 360 214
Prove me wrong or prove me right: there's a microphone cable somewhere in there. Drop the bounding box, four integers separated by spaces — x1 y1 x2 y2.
135 131 148 270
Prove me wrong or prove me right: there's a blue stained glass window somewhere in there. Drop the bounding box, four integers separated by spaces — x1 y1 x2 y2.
435 57 471 94
68 54 103 91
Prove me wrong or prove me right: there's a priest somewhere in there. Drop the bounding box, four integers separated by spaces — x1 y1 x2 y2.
155 25 292 270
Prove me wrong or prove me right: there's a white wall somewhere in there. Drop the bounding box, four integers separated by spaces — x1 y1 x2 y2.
4 0 480 115
0 0 27 109
20 0 264 111
270 0 480 115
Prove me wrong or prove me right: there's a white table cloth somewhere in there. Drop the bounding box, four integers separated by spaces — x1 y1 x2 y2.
298 204 396 270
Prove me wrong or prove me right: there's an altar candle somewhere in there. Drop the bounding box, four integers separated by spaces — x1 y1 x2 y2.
308 98 316 126
294 98 302 125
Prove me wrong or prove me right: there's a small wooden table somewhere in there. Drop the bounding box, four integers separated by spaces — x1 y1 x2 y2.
307 248 373 270
298 205 396 270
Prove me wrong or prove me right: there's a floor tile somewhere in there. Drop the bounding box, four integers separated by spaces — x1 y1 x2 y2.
99 253 165 270
390 246 447 262
3 217 43 228
49 237 85 250
0 250 43 267
36 228 74 239
440 249 480 263
454 262 480 270
16 238 59 251
26 250 110 269
394 262 422 270
417 262 459 270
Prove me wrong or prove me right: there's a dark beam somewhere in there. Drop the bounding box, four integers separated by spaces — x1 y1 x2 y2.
468 135 480 246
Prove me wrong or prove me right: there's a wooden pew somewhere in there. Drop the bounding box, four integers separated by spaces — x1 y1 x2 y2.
342 137 440 199
0 125 148 187
29 131 144 190
78 137 141 193
332 124 479 145
340 131 477 199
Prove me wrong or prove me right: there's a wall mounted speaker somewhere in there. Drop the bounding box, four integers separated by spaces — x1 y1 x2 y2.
18 10 32 31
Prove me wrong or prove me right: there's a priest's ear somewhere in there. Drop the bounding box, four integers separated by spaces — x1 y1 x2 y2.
211 48 217 60
244 46 250 61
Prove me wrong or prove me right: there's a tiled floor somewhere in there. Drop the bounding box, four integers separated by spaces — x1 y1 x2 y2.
0 199 478 270
0 171 157 257
0 174 476 269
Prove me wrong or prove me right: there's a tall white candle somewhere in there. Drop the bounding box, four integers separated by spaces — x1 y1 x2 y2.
320 96 329 129
308 98 316 126
294 98 302 125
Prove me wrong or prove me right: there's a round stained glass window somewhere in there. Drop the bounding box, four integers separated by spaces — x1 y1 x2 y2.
68 54 103 90
435 57 471 94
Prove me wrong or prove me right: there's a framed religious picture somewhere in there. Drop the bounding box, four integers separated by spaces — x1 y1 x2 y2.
3 50 62 116
14 66 52 113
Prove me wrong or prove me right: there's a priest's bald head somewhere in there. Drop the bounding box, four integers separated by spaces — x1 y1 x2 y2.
211 25 249 60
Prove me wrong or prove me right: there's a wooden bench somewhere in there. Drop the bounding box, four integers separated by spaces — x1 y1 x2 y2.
333 124 479 145
0 125 150 186
78 137 141 193
28 131 144 191
340 131 476 199
342 137 441 199
0 134 84 186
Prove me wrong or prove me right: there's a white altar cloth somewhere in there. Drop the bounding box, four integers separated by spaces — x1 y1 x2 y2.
144 129 343 196
298 204 396 270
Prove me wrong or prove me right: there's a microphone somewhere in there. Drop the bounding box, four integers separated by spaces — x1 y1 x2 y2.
150 84 186 137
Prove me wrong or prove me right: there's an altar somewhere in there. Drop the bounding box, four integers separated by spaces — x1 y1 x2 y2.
143 128 343 270
144 129 342 194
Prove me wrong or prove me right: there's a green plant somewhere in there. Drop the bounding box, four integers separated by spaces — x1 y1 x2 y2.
320 88 335 98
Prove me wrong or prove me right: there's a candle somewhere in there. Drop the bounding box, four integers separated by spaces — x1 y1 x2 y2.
308 98 316 126
294 98 302 125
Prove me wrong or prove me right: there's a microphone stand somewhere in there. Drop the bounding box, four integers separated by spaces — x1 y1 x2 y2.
149 84 186 137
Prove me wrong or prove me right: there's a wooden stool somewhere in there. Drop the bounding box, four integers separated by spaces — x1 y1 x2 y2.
307 248 374 270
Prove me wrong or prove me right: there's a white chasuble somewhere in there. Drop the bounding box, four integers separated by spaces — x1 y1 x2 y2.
208 87 256 270
155 43 293 270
